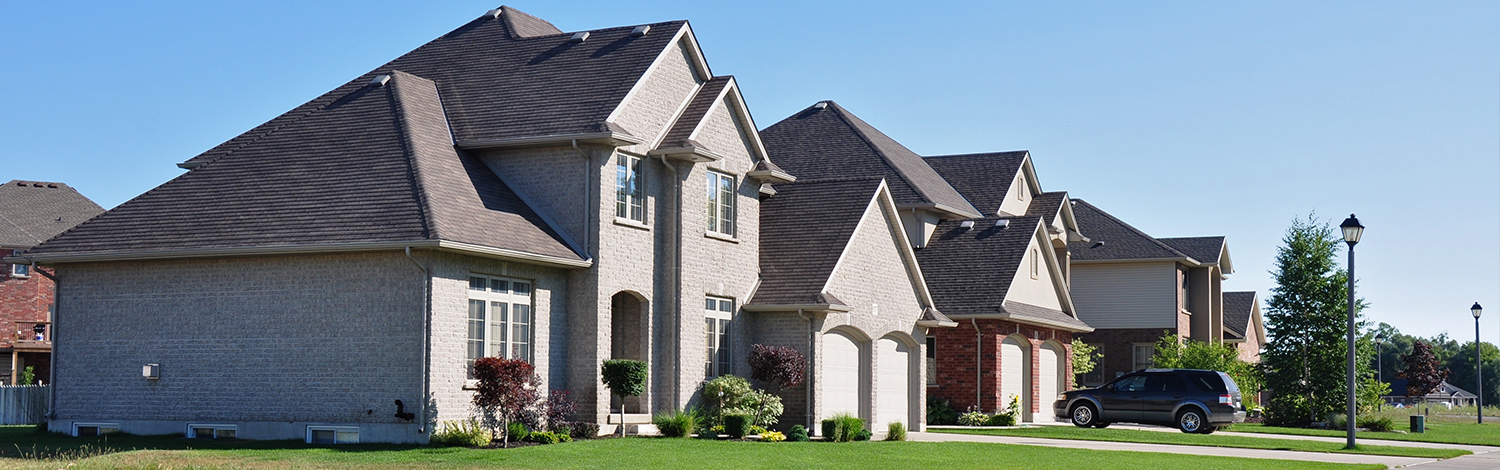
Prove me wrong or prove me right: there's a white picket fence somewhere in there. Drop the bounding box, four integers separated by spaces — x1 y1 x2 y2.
0 385 48 424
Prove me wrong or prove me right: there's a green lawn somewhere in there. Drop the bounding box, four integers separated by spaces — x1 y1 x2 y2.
0 426 1381 470
1227 421 1500 447
934 426 1468 459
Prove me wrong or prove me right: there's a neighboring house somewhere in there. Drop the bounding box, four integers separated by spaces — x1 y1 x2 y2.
0 180 104 385
1067 199 1237 386
1222 291 1265 363
7 7 942 442
1383 379 1479 408
759 102 1093 422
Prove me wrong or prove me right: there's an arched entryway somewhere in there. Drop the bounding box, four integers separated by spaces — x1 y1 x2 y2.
1036 340 1067 423
822 329 867 423
610 291 648 413
1000 335 1032 420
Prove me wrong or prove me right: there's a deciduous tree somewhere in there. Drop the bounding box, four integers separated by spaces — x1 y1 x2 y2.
472 357 541 447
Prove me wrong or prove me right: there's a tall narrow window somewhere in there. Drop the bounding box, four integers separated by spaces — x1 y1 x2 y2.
1132 343 1155 372
706 171 735 236
616 154 645 222
467 275 536 377
705 296 734 377
926 336 938 385
1029 248 1039 279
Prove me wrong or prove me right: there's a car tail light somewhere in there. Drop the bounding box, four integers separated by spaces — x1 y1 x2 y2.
1218 394 1233 405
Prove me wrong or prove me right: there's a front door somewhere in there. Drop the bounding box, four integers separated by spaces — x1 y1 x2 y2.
1100 375 1146 423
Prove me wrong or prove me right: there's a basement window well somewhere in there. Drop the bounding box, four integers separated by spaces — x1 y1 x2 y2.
307 426 359 444
188 424 236 439
73 423 120 437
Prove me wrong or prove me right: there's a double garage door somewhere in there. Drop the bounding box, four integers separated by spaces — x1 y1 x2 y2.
822 332 914 429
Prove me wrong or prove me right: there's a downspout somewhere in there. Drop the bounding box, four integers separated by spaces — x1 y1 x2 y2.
405 247 431 433
572 140 591 257
972 318 982 410
29 259 58 419
798 309 814 430
658 153 682 408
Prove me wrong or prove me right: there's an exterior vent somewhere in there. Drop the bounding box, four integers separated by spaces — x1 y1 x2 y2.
369 74 391 87
813 101 829 109
994 219 1010 229
484 8 502 19
631 25 651 37
959 220 975 230
570 32 590 43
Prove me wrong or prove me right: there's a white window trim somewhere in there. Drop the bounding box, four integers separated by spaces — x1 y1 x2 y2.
616 154 646 223
706 171 736 237
705 296 734 378
72 422 120 437
1131 342 1155 372
466 274 536 383
10 262 29 278
187 424 237 439
306 425 360 444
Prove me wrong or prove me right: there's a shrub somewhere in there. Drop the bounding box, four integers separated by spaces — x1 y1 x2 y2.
761 431 786 442
653 408 698 438
507 422 530 442
748 344 806 425
601 359 649 436
739 390 784 427
788 425 809 442
1002 394 1023 424
886 421 906 441
473 357 542 447
723 413 752 439
431 419 491 447
1357 415 1394 432
545 390 578 429
827 413 864 442
853 429 872 441
569 421 599 440
523 431 572 445
748 425 768 436
703 375 753 425
985 413 1016 426
927 396 958 425
957 411 989 426
821 419 839 441
694 420 718 439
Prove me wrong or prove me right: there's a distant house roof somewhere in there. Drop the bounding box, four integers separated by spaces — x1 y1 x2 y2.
22 72 584 266
179 7 687 169
1384 379 1478 400
915 216 1091 332
0 181 105 249
751 177 887 306
1222 291 1257 340
1160 236 1229 271
1068 199 1191 262
759 102 980 219
923 151 1028 216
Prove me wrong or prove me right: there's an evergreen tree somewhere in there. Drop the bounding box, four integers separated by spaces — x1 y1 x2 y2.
1261 215 1375 426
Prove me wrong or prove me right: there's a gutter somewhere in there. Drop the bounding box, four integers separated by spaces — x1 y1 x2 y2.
573 140 592 259
945 313 1094 333
6 240 593 269
972 319 982 409
455 131 643 151
404 247 432 434
658 153 684 408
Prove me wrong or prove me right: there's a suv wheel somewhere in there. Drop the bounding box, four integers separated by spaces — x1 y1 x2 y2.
1070 403 1098 428
1177 408 1206 433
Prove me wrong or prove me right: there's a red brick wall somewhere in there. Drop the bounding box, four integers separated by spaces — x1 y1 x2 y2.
930 319 1074 414
1074 328 1175 383
1 249 54 349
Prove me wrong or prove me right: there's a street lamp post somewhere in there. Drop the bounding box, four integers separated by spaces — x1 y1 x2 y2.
1375 332 1385 411
1339 214 1363 450
1473 302 1483 424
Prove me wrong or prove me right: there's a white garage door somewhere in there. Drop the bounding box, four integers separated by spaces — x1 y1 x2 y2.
1000 337 1028 418
1036 343 1062 423
823 331 862 419
875 337 911 429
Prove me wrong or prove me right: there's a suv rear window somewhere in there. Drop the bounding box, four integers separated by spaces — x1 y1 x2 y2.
1185 372 1227 392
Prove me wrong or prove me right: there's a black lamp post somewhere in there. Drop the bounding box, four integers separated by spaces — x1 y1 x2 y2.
1473 302 1483 424
1375 332 1385 411
1339 214 1363 449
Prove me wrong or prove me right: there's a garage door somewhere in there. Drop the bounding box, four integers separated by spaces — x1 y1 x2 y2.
1000 337 1029 418
875 337 911 428
823 331 862 419
1036 342 1062 423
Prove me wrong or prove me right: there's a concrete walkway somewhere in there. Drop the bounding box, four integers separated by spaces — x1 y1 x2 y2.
910 431 1436 467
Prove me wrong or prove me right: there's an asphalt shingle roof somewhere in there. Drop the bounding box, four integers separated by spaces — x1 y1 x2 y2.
26 72 580 261
1160 237 1225 266
923 151 1028 216
659 76 732 149
759 102 980 218
1222 291 1256 339
751 177 884 306
182 8 685 168
1068 199 1191 262
0 181 104 248
1026 191 1070 220
916 216 1037 314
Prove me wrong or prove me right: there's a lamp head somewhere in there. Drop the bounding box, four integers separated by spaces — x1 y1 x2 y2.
1374 332 1385 345
1339 214 1364 246
1472 302 1483 319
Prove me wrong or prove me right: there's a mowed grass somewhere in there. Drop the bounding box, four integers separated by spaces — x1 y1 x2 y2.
0 426 1382 470
934 426 1469 459
1228 421 1500 447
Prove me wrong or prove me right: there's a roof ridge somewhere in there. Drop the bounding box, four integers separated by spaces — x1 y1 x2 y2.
498 5 563 39
1072 198 1195 262
776 175 885 185
386 71 442 241
923 150 1030 160
825 103 933 202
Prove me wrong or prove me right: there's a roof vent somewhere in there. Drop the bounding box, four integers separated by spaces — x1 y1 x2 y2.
994 219 1010 229
631 25 651 37
813 101 829 109
484 8 502 19
959 220 975 230
570 31 590 43
369 74 391 87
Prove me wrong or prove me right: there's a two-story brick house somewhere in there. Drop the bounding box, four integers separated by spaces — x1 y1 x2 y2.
9 7 946 442
0 180 103 385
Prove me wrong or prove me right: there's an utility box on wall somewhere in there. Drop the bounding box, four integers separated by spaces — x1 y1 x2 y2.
142 363 160 380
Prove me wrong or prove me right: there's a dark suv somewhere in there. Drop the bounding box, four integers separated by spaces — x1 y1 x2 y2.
1054 369 1246 433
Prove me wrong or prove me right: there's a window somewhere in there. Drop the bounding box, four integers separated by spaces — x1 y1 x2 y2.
188 424 236 439
1180 268 1190 309
706 171 735 236
11 262 28 278
307 426 359 444
616 154 645 222
467 275 534 378
1029 248 1039 279
73 423 120 437
1144 374 1185 392
1113 375 1146 393
705 296 733 378
926 336 938 385
1132 343 1155 372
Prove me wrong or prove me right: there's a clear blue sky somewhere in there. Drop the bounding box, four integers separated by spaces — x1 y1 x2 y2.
3 1 1496 344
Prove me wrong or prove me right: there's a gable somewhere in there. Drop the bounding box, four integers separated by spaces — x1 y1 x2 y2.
1003 229 1065 312
611 34 706 154
822 187 928 316
692 97 758 166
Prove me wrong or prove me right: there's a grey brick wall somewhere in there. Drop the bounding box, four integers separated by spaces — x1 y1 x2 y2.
52 253 425 440
614 38 702 156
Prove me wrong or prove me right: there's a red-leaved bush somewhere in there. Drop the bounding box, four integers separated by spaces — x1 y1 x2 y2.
472 357 541 447
749 344 807 394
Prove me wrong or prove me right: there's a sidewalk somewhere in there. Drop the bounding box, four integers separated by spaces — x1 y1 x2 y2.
909 431 1436 467
1100 422 1500 454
